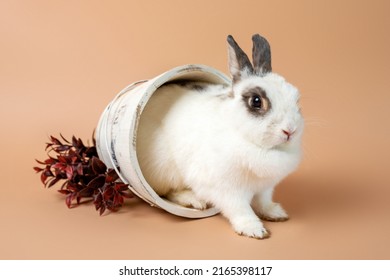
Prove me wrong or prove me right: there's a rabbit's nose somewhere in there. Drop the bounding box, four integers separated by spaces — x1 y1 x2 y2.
282 129 295 141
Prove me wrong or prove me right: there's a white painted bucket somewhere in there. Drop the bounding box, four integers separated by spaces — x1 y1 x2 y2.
95 64 231 218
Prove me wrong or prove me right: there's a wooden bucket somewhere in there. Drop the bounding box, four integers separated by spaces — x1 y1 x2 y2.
96 64 230 218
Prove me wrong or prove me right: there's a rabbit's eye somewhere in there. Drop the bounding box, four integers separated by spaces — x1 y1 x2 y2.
242 87 270 116
249 95 262 109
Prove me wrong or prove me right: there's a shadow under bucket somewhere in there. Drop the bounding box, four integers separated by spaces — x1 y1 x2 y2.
96 64 231 218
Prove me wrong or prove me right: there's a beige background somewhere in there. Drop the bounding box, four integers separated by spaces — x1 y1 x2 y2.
1 0 389 259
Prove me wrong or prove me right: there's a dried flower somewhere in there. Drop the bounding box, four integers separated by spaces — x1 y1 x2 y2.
34 134 132 215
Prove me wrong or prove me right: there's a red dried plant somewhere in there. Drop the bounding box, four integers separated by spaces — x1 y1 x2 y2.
34 134 132 215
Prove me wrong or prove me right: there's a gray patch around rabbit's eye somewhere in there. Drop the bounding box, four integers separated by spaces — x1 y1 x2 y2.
242 87 271 117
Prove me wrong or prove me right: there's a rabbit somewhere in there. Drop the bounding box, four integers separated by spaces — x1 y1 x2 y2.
136 34 303 239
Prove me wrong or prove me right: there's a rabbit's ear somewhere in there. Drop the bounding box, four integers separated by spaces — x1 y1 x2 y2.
227 35 254 83
252 34 272 75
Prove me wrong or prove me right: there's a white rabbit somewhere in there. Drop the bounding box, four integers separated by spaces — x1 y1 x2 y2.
137 34 303 239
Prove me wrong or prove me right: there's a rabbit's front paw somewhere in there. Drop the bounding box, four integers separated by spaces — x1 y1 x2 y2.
233 219 270 239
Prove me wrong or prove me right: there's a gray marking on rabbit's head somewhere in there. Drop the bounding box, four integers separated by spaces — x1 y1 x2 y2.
241 86 272 117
